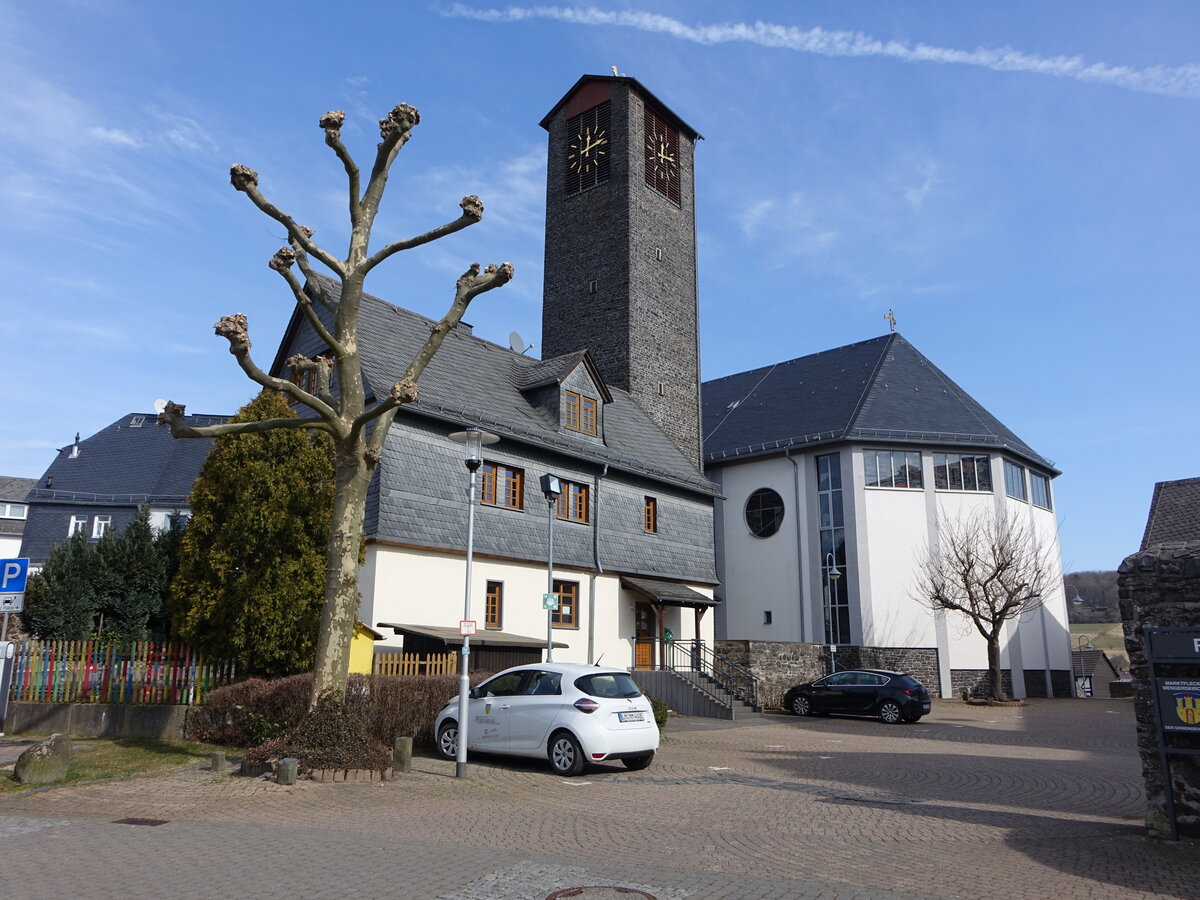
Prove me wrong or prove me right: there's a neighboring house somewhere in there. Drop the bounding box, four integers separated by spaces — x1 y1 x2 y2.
702 333 1072 699
0 476 35 558
1071 648 1122 698
20 414 221 568
268 74 719 673
1140 476 1200 547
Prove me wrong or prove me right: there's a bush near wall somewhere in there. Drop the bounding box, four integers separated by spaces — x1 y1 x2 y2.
187 671 494 770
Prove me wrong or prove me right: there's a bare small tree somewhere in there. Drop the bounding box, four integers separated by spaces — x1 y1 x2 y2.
912 507 1055 701
158 104 513 707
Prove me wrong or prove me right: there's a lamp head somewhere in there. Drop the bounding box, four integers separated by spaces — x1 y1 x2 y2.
540 473 562 501
449 426 499 472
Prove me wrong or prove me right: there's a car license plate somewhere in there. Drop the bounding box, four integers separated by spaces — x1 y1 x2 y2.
618 711 644 723
921 704 931 712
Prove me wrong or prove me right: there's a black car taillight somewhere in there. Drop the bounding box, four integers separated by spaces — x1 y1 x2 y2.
574 698 600 714
903 689 919 697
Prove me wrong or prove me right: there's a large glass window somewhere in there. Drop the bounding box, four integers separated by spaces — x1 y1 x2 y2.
817 453 850 646
745 488 784 538
933 453 992 492
864 449 923 489
1004 460 1028 501
1030 472 1052 510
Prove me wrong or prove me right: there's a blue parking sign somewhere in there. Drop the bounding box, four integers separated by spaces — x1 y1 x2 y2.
0 558 29 594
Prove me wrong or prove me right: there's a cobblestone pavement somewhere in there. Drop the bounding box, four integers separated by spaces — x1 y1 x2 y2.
2 699 1196 899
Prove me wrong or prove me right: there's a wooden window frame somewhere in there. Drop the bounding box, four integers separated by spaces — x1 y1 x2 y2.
480 462 525 510
552 579 579 628
556 481 590 524
563 390 599 436
563 391 580 430
288 351 333 394
485 581 503 629
644 496 658 533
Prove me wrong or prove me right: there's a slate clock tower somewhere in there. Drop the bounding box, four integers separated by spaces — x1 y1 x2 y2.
540 75 703 469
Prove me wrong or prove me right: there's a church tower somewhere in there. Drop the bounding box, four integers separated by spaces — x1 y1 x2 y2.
540 75 702 469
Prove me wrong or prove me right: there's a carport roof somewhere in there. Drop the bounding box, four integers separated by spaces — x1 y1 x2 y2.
620 576 717 608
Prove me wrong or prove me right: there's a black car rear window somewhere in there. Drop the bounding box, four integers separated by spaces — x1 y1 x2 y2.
895 674 924 689
575 673 642 699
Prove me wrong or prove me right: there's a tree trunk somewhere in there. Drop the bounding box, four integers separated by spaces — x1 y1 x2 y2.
986 633 1007 701
309 440 372 706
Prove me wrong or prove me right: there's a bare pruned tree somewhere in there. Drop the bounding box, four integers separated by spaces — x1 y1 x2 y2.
912 507 1055 701
158 104 513 707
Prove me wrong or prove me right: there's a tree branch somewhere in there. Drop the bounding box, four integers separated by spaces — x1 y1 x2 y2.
319 110 361 228
357 260 513 450
359 104 419 227
209 313 341 425
157 401 334 438
270 248 343 354
229 165 345 276
362 196 484 274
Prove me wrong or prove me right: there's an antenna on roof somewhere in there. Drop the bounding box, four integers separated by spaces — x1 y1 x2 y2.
508 331 533 356
153 398 168 414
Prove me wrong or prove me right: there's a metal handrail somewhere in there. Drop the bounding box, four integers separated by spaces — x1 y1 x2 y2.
649 638 760 710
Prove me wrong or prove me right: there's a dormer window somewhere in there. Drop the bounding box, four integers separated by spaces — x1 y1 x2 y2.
564 390 598 435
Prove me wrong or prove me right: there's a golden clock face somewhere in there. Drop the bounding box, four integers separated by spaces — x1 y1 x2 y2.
647 132 676 180
568 125 608 174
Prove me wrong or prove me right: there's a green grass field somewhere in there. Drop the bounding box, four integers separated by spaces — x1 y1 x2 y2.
0 739 213 795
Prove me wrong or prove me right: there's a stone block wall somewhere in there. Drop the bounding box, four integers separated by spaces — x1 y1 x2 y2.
716 640 941 708
951 669 1014 700
1118 542 1200 839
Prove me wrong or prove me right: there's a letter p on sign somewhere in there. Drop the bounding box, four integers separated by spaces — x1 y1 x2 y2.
1 559 29 594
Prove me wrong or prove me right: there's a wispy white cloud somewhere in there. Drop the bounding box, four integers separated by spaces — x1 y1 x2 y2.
88 126 141 148
903 160 939 211
447 5 1200 99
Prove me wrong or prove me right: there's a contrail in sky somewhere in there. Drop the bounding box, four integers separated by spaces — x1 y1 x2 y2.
447 5 1200 100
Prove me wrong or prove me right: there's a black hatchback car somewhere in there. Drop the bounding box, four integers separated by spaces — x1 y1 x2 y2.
782 669 931 724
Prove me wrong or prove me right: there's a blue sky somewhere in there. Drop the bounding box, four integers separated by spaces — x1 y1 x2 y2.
2 1 1196 573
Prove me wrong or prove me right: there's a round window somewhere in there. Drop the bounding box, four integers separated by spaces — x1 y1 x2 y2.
745 488 785 538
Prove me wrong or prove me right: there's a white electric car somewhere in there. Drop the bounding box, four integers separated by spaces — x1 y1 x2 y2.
434 662 659 776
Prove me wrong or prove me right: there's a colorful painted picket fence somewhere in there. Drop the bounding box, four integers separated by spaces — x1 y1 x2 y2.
372 651 457 677
7 640 236 705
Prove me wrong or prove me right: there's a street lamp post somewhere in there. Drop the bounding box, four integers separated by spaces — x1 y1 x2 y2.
448 426 498 779
540 474 562 662
1067 585 1087 697
824 552 841 674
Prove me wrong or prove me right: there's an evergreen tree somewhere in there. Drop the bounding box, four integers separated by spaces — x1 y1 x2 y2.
22 531 100 639
169 390 334 676
94 507 170 640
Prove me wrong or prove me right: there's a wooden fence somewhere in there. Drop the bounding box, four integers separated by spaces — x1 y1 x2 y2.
7 640 236 705
372 651 457 676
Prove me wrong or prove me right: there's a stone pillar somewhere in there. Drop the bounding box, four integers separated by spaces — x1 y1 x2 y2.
1118 542 1200 839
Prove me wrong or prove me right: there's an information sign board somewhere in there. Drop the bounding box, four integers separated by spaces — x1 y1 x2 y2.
542 592 559 611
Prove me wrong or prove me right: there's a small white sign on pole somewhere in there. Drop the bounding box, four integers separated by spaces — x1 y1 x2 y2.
459 620 477 636
0 594 24 614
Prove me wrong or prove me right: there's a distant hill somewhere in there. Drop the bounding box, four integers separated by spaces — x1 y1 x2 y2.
1064 570 1119 623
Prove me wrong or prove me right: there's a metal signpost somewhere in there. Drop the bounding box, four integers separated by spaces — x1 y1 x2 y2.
0 641 14 736
1144 626 1200 841
0 558 30 642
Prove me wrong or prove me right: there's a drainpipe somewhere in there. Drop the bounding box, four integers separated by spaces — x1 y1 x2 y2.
589 463 608 665
787 450 808 642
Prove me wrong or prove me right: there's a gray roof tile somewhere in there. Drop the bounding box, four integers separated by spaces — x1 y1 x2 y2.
1141 477 1200 549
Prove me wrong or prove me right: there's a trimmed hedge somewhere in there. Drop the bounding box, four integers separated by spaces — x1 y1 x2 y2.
187 671 493 770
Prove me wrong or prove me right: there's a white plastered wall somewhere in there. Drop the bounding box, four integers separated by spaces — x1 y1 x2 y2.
358 543 713 668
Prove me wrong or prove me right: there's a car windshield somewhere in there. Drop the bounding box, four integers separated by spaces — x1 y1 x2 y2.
575 672 642 699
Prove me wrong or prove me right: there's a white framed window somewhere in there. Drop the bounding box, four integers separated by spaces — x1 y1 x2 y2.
1030 472 1052 510
68 514 88 536
0 503 27 519
1004 460 1028 501
933 453 992 492
864 449 923 489
93 515 112 538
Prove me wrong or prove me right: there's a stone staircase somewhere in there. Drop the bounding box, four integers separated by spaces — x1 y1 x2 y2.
631 668 764 721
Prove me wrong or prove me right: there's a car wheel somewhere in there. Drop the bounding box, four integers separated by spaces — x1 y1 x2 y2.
436 721 458 760
790 694 812 717
879 701 903 724
622 752 654 771
549 731 585 776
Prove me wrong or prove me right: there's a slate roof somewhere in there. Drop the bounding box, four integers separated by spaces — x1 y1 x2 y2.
282 275 714 495
1071 649 1120 679
701 333 1055 471
24 413 224 506
1140 477 1200 549
0 476 35 503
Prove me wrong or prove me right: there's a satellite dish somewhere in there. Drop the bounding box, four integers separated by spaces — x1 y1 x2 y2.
508 331 532 355
153 399 168 414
